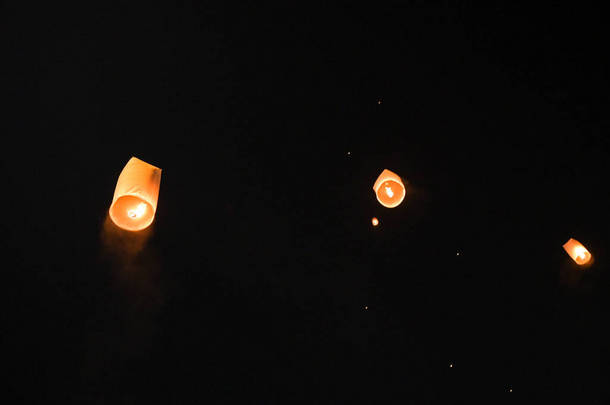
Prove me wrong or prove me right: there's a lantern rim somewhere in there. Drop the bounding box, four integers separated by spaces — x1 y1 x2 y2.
374 179 406 208
109 194 156 231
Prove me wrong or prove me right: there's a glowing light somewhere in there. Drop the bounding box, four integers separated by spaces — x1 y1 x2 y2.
562 238 592 265
385 185 394 198
371 217 379 226
128 203 147 219
109 157 162 232
373 169 406 208
449 364 453 368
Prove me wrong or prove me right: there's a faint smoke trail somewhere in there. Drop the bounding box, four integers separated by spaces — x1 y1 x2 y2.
80 215 164 392
101 214 153 263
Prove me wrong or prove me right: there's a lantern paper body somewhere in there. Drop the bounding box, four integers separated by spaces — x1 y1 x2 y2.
372 217 379 226
563 238 592 265
109 157 162 231
373 169 406 208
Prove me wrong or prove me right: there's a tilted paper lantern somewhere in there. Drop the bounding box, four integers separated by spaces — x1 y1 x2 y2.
109 157 162 231
562 238 592 265
373 169 406 208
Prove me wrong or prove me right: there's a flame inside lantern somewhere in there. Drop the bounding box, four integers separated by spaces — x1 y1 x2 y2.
373 169 406 208
127 202 148 219
562 238 592 265
109 157 162 231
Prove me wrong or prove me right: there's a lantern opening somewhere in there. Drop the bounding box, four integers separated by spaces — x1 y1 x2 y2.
110 195 155 231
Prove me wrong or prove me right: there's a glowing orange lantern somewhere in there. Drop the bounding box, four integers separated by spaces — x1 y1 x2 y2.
562 238 592 265
371 217 379 226
373 169 406 208
109 157 162 231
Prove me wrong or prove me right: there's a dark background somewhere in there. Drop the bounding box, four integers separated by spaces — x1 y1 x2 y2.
2 2 610 403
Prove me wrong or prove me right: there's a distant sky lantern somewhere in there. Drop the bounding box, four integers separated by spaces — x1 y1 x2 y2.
373 169 406 208
371 217 379 226
563 238 592 265
109 157 162 231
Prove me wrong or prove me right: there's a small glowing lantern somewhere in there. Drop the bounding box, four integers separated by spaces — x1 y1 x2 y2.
371 217 379 226
109 157 162 231
373 169 406 208
562 238 592 265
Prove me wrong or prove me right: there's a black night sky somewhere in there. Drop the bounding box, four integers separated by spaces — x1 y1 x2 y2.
2 2 610 403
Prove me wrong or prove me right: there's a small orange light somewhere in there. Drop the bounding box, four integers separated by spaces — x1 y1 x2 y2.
563 238 592 265
371 217 379 226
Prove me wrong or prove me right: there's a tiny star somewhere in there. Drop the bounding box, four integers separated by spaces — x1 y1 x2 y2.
456 252 460 256
347 151 351 155
364 306 368 310
449 364 453 368
377 99 382 104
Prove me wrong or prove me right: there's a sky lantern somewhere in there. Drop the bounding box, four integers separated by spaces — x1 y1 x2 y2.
373 169 406 208
109 157 162 231
562 238 592 265
371 217 379 226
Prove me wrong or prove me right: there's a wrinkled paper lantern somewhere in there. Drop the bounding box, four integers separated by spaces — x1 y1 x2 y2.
371 217 379 226
373 169 406 208
562 238 592 265
109 157 162 231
